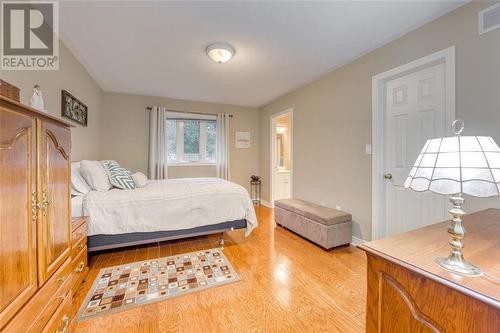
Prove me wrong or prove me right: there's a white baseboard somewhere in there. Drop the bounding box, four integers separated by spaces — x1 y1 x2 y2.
351 236 366 246
260 200 274 208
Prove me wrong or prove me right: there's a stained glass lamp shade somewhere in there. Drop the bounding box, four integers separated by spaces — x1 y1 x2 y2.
404 136 500 197
404 120 500 276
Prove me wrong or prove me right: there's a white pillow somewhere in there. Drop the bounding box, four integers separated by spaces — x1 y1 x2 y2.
71 168 91 196
80 160 112 192
132 172 149 188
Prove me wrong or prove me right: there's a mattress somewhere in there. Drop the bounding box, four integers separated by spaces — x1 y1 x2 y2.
83 177 257 237
71 195 84 218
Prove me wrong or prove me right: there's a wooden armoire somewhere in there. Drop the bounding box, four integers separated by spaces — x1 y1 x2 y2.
1 95 74 332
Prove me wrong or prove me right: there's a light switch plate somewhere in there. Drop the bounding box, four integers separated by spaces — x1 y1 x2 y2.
365 144 372 155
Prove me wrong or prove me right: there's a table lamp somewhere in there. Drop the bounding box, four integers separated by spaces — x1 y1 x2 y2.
404 119 500 276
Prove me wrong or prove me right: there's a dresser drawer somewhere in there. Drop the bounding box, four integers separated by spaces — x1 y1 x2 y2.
3 258 72 333
71 221 87 249
71 245 88 296
71 216 87 231
71 239 86 259
71 238 87 260
41 291 72 333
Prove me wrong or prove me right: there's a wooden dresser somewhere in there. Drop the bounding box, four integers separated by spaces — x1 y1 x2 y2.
359 209 500 333
0 96 84 332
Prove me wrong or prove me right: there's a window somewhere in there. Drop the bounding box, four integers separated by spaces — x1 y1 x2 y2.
166 115 217 164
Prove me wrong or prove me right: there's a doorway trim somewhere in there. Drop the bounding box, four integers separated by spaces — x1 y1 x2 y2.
270 108 294 207
371 46 456 240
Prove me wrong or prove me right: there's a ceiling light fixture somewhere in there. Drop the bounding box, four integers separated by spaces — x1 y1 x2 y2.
206 43 235 63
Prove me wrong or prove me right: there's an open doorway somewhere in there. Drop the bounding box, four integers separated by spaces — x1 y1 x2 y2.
270 108 293 205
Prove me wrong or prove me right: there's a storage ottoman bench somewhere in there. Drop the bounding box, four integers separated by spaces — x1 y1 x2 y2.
274 199 352 249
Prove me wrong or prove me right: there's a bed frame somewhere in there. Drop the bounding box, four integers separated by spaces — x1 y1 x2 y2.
87 219 247 252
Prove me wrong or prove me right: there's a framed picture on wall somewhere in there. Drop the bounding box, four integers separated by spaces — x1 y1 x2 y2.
235 131 251 148
61 90 88 126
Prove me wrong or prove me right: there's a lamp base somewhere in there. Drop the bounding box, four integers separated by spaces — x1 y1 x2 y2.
434 256 482 277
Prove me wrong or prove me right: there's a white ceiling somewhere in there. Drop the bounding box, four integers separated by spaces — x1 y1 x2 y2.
59 1 466 107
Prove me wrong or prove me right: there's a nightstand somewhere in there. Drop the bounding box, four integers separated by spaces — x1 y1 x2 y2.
70 216 89 296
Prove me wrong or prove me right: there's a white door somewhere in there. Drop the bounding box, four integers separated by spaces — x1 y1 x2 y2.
384 63 448 236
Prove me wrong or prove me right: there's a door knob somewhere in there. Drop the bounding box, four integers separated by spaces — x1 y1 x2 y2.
383 173 393 180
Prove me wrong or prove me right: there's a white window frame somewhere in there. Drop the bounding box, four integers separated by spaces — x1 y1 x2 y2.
165 112 217 166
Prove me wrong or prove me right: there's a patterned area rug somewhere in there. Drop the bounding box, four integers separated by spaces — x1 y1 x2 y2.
77 248 239 320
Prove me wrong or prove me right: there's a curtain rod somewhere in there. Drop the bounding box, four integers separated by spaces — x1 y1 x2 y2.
146 106 233 118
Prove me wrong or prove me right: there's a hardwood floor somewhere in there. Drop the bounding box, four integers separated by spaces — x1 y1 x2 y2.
73 206 367 333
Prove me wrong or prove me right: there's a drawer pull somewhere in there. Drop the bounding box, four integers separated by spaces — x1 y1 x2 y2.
55 314 70 333
75 261 85 273
55 290 70 300
77 243 84 250
57 276 66 284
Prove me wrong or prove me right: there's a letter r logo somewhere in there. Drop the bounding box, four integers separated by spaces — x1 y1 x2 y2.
2 2 54 55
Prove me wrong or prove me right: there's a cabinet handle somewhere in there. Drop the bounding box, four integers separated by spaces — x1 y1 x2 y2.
77 243 84 250
43 188 52 215
37 188 51 217
75 261 85 273
55 314 70 333
32 191 38 222
57 276 66 284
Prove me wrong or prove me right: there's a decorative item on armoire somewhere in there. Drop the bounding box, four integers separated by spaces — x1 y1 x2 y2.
250 175 261 205
30 85 46 112
0 79 20 101
61 89 88 126
404 119 500 276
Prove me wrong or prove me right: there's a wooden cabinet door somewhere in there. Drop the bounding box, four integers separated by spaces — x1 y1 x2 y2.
0 108 38 328
37 120 71 284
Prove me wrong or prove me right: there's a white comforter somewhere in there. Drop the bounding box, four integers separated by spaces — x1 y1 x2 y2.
83 178 257 237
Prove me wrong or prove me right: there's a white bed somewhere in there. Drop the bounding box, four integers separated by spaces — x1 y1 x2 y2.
75 177 257 239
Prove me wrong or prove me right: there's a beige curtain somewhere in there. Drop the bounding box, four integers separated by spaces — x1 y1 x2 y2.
216 113 230 180
148 106 168 179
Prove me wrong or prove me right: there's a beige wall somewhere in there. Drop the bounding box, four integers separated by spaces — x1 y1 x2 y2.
101 92 260 191
260 1 500 240
2 40 259 191
2 43 104 161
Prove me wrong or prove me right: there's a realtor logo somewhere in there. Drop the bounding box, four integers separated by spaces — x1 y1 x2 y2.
1 1 59 70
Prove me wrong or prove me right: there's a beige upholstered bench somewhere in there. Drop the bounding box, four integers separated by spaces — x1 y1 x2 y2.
274 199 352 249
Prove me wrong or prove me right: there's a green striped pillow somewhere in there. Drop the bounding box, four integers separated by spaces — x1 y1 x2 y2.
101 160 136 190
